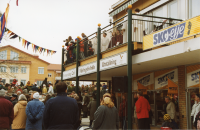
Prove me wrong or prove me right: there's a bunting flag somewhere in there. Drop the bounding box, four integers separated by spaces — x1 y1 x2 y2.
24 40 27 48
9 32 15 37
167 78 178 94
22 38 25 46
27 42 31 49
137 82 147 95
10 34 18 39
16 0 19 6
19 36 21 42
0 4 9 43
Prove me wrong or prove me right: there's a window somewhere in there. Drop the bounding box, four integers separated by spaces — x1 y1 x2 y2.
21 67 26 73
1 79 6 84
21 80 26 85
38 67 44 74
37 81 43 86
0 66 6 72
10 79 18 84
10 66 18 73
10 51 19 60
48 73 52 77
168 1 178 19
0 50 7 60
189 0 200 18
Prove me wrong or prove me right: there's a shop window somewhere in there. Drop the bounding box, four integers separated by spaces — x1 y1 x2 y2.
1 79 6 84
0 50 7 60
189 0 200 18
10 51 19 60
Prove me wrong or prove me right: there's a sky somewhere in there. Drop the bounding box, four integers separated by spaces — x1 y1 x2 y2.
0 0 118 64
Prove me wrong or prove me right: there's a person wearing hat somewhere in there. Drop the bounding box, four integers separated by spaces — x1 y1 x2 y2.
42 84 47 94
165 96 176 122
31 82 38 92
48 83 54 94
12 94 27 130
161 114 176 129
26 92 45 130
108 31 116 49
101 32 109 52
11 93 18 107
82 91 90 118
0 89 14 129
81 33 88 58
191 94 200 128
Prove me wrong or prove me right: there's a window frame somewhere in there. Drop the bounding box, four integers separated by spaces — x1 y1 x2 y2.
10 66 19 73
10 51 19 61
21 67 27 74
0 66 6 72
38 67 44 74
0 50 7 60
48 73 52 77
21 79 26 85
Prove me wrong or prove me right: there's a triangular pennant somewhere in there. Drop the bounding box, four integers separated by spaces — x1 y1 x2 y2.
32 43 34 49
22 39 25 47
27 42 31 50
19 37 21 42
0 13 6 42
24 40 27 48
10 34 18 39
16 0 19 6
9 32 15 37
7 30 12 34
167 78 178 94
137 82 147 95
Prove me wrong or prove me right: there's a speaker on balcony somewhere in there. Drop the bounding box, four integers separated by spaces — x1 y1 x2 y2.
112 76 128 93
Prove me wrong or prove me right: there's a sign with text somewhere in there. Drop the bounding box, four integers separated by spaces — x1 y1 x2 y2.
168 78 178 94
63 68 76 80
78 61 97 76
155 69 178 89
187 69 200 88
100 51 127 71
143 15 200 50
133 73 154 90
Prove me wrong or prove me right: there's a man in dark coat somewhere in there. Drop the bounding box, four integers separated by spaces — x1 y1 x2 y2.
31 82 38 92
87 93 97 127
0 89 14 129
82 91 90 118
10 93 18 107
43 82 79 129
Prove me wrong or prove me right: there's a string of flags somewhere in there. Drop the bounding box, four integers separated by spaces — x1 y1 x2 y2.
0 3 57 56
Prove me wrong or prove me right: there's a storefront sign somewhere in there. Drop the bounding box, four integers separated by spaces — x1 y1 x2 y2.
100 51 127 71
168 78 178 94
187 69 200 87
78 62 97 76
133 73 154 90
137 82 147 95
155 69 178 89
63 68 76 80
143 15 200 50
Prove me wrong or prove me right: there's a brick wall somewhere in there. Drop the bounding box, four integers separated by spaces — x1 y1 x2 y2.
178 65 187 129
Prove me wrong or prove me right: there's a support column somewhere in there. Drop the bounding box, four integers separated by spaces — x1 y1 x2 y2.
76 39 80 93
97 24 101 108
61 45 64 82
127 5 133 129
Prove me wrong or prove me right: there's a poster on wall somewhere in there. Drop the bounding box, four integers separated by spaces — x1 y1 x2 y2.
155 69 178 89
133 73 154 90
187 69 200 88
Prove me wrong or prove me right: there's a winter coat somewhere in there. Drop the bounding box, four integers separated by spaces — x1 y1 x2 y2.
108 36 116 48
161 121 176 129
48 86 54 94
101 36 109 52
116 34 123 45
11 98 18 107
93 105 119 130
83 94 90 112
0 97 14 129
42 86 47 94
26 99 45 130
191 101 200 123
87 99 97 120
12 101 27 129
166 101 176 120
135 96 150 119
31 85 38 92
119 99 127 117
79 41 84 52
43 92 79 129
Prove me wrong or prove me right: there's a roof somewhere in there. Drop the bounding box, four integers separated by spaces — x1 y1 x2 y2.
48 64 61 71
0 45 50 64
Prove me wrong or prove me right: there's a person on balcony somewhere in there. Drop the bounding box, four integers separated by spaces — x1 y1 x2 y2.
65 36 73 64
132 8 143 42
101 32 109 52
88 41 94 56
81 33 88 58
116 29 123 46
122 14 128 44
93 32 98 55
76 37 85 60
108 31 116 49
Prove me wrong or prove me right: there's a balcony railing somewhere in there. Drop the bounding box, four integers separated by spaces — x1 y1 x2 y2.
64 14 182 66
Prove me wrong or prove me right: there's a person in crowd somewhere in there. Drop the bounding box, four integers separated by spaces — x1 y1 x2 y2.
165 96 176 122
135 91 151 129
120 29 124 43
101 32 109 52
11 93 18 107
78 91 83 102
102 83 107 90
42 84 47 94
82 91 90 118
23 89 28 95
111 93 117 108
133 93 138 129
93 32 98 55
12 94 27 130
7 86 13 94
119 94 127 129
43 82 79 129
161 114 178 129
100 87 106 101
0 89 14 130
74 95 82 129
40 78 48 89
191 94 200 127
81 85 85 93
108 31 116 48
144 95 153 129
48 83 54 95
88 41 94 56
16 86 23 94
67 41 73 63
93 93 119 129
25 94 31 102
77 37 85 60
84 85 89 92
43 94 51 104
31 82 38 92
26 92 45 130
88 93 97 127
82 33 88 57
16 91 21 97
116 29 123 46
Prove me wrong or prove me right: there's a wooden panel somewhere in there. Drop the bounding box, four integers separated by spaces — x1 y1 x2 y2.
187 64 200 73
80 56 97 66
65 64 76 71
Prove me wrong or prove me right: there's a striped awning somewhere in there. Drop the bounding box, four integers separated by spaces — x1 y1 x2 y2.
109 0 138 17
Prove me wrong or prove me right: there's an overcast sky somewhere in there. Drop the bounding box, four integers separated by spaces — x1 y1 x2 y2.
0 0 118 64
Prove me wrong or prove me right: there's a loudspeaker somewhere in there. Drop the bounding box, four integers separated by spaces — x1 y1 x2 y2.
112 76 128 93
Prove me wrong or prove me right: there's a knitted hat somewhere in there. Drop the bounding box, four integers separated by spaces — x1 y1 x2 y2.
23 89 28 94
163 114 171 121
0 89 6 97
12 93 18 98
18 94 27 101
33 92 40 99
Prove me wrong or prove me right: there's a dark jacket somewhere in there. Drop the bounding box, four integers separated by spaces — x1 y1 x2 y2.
11 98 18 107
83 94 90 112
119 99 127 117
0 97 14 129
43 92 79 129
161 121 176 129
87 99 97 120
31 85 38 92
26 99 45 130
93 105 119 130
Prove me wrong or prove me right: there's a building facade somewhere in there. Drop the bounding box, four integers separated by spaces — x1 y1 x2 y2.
47 64 61 85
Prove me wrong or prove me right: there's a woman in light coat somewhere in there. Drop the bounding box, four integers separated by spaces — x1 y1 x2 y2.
191 94 200 127
12 94 27 130
93 93 119 130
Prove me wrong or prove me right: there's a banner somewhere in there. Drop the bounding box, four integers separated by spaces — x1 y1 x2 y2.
143 15 200 50
168 78 178 94
187 68 200 88
63 68 76 80
78 61 97 76
133 73 154 90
